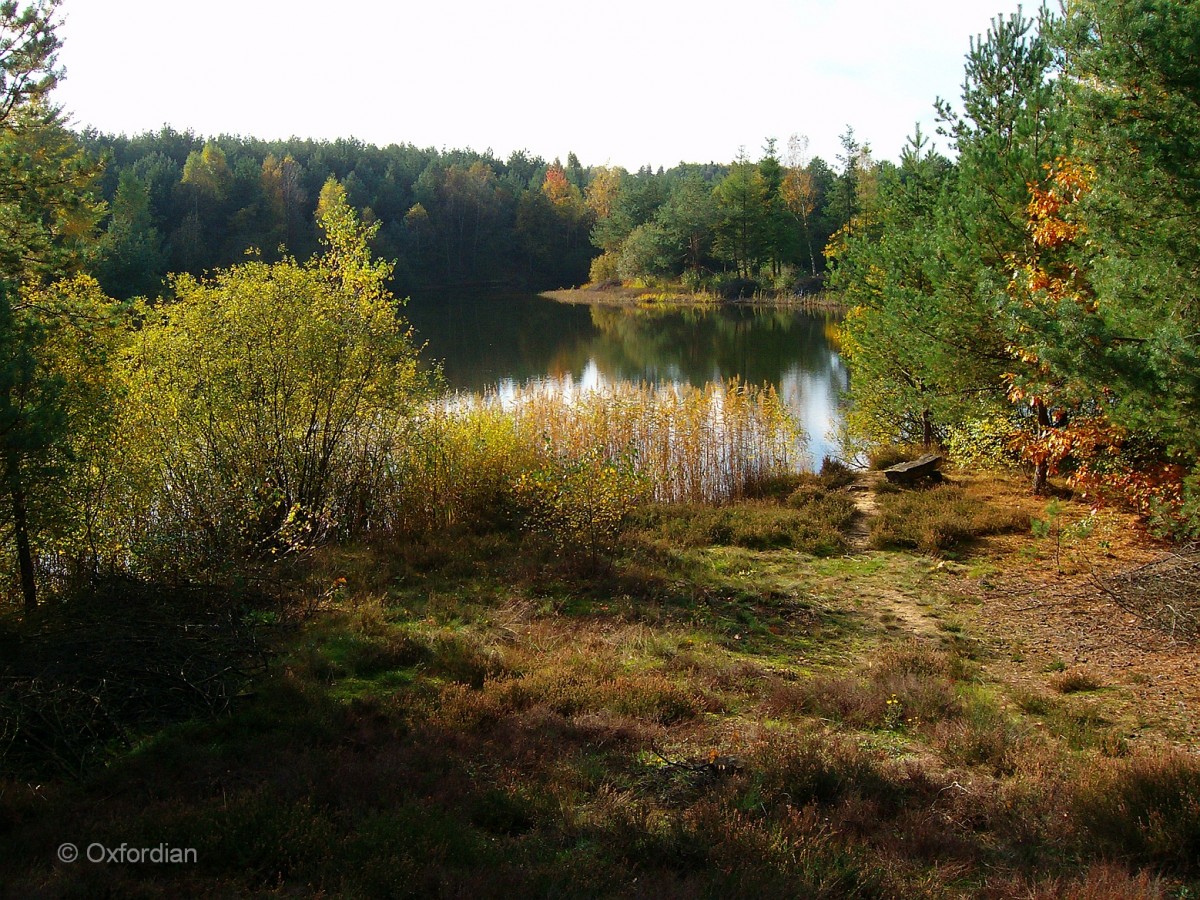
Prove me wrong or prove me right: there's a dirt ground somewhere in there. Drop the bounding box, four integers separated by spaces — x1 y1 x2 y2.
852 471 1200 750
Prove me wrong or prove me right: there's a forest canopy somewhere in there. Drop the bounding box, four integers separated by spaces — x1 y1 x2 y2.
81 130 858 300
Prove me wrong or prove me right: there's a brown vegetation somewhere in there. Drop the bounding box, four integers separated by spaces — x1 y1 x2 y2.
2 471 1199 898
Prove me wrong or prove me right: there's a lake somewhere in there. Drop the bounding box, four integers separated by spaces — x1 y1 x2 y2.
402 292 849 469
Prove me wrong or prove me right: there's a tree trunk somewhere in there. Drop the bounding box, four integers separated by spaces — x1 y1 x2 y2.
1032 399 1050 495
1033 458 1049 495
6 453 37 616
803 215 817 277
921 408 934 450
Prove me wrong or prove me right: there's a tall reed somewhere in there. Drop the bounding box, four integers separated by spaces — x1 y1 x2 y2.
465 378 802 505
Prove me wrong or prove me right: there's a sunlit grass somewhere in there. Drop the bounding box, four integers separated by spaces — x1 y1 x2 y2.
870 481 1032 554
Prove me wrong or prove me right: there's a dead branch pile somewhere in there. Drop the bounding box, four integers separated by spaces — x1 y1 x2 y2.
1 577 271 779
1096 544 1200 644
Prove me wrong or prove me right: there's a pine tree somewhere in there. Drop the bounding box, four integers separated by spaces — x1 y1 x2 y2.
0 1 109 614
1065 0 1200 456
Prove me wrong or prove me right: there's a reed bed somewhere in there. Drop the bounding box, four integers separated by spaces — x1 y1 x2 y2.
467 378 802 505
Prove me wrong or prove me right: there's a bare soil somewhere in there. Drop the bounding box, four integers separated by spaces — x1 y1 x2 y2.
846 470 1200 750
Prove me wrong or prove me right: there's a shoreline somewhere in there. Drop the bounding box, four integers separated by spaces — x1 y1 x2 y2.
540 285 845 312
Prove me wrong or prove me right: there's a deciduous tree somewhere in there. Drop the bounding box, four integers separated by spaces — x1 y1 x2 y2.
119 185 427 571
782 134 819 277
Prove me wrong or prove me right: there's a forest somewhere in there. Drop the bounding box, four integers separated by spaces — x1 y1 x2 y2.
3 0 1200 897
82 126 851 299
831 2 1200 535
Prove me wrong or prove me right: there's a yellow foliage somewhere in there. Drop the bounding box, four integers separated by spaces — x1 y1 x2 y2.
476 379 801 505
114 196 426 571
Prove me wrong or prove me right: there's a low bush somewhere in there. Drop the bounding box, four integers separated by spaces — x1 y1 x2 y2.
752 732 915 810
930 700 1025 775
766 644 964 733
1074 749 1200 873
637 501 851 556
1053 668 1104 694
818 457 859 490
742 472 805 502
744 465 857 508
710 273 760 300
870 484 1031 554
588 250 621 285
114 192 429 573
1010 864 1172 900
786 488 859 532
867 444 925 471
514 447 648 570
429 660 708 732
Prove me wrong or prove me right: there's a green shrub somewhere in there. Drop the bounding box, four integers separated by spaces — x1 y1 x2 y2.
514 447 648 569
116 187 428 571
867 444 924 471
588 250 620 286
680 268 705 293
870 485 1030 554
946 414 1022 470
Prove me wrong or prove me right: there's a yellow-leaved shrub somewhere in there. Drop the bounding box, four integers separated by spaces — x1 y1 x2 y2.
114 180 427 574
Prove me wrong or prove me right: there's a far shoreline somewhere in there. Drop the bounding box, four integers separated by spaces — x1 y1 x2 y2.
540 284 845 312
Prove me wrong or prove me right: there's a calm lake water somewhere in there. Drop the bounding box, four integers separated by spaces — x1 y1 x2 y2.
403 292 849 469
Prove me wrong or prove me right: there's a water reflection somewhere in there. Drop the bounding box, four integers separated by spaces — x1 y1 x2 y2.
403 292 849 468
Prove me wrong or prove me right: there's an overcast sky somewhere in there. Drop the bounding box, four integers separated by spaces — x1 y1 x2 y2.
55 0 1021 170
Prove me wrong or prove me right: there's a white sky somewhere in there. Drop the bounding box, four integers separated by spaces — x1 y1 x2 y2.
55 0 1019 170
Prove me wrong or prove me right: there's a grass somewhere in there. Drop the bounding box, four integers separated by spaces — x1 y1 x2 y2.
1054 668 1105 694
2 477 1197 897
870 480 1032 554
633 499 853 557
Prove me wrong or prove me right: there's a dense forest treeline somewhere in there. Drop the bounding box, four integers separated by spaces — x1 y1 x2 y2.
83 131 599 294
827 2 1200 537
80 127 858 299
